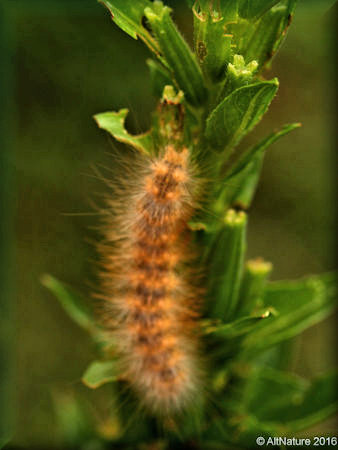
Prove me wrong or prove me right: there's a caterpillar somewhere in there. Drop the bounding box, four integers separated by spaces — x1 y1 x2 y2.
97 143 202 414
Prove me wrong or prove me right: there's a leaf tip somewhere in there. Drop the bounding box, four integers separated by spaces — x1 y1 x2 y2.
40 273 52 287
82 360 117 390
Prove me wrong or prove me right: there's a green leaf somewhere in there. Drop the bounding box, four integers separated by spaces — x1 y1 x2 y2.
146 59 172 98
280 371 338 432
226 151 264 209
193 8 234 82
193 0 239 20
241 272 338 355
219 1 240 21
145 3 207 106
94 109 154 154
206 209 247 321
229 1 297 71
237 259 273 315
82 360 117 389
243 3 297 70
202 309 273 340
238 0 281 19
212 368 338 446
205 80 279 157
253 340 295 371
226 123 301 179
41 274 96 334
220 123 301 209
242 366 307 417
241 367 338 433
99 0 160 56
201 395 279 448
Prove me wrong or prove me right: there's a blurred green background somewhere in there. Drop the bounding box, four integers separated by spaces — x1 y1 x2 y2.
1 0 336 446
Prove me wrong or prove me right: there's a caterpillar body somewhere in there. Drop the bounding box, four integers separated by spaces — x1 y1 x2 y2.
98 144 201 414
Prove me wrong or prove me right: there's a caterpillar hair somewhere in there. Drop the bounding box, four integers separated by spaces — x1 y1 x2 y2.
97 143 202 415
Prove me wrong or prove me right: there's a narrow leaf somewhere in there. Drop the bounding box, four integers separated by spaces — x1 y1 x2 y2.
205 80 279 156
242 366 308 418
145 4 207 106
94 109 154 154
226 123 301 179
281 371 338 432
41 274 96 334
219 1 239 21
193 0 239 20
219 123 300 209
211 368 337 445
207 209 247 321
238 0 281 19
226 151 264 209
99 0 159 56
242 367 338 433
241 272 338 355
244 3 297 70
82 360 117 389
202 309 273 340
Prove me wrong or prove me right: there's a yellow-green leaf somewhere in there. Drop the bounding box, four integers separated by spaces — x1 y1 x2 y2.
82 360 117 389
94 109 154 154
99 0 159 56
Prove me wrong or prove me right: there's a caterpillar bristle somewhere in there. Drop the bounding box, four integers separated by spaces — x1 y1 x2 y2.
97 144 202 414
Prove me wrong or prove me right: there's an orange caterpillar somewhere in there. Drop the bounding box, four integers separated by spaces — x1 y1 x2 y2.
98 144 201 414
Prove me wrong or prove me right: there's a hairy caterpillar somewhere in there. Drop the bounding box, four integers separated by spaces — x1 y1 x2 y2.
97 143 202 414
